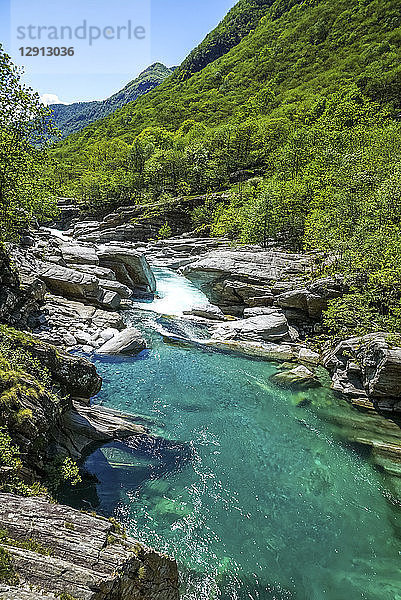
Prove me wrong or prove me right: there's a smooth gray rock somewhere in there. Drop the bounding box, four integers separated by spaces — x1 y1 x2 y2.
98 246 156 292
97 288 121 310
97 327 147 355
183 249 311 284
183 303 225 321
99 279 132 299
100 327 120 341
60 242 99 266
212 311 292 343
35 261 99 299
298 347 321 365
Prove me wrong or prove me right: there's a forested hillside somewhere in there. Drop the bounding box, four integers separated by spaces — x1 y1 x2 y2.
15 0 401 337
50 63 174 138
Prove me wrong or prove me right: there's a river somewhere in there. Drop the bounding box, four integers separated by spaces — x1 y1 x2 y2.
81 267 401 600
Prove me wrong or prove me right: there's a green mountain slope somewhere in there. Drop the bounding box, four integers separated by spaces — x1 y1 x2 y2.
50 63 174 138
179 0 275 78
57 0 400 150
52 0 401 337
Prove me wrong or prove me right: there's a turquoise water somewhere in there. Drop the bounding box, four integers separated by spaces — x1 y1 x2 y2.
84 269 401 600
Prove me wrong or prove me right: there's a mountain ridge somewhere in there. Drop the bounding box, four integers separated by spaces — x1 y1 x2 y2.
50 62 175 138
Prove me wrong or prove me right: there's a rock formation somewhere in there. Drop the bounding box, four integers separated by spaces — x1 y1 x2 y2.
323 333 401 411
0 494 179 600
5 231 153 355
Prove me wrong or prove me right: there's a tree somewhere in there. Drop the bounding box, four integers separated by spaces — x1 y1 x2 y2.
0 45 57 240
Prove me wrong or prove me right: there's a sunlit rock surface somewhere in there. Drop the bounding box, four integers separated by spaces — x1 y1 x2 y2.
0 494 179 600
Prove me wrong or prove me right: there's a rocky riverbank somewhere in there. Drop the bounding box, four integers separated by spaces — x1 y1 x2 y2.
3 222 401 597
6 226 401 415
0 494 179 600
0 244 181 600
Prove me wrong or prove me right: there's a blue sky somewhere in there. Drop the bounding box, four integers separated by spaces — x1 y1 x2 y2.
0 0 237 104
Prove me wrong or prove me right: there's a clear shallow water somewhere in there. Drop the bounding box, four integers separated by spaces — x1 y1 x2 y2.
83 270 401 600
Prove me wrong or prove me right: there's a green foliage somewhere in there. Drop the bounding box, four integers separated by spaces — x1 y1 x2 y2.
106 534 118 546
0 45 58 240
0 428 47 496
0 327 52 390
47 457 82 493
0 546 18 585
109 517 126 538
58 593 79 600
157 223 172 239
322 293 379 338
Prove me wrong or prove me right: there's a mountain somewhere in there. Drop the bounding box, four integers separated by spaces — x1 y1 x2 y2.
56 0 400 148
50 63 175 138
51 0 401 336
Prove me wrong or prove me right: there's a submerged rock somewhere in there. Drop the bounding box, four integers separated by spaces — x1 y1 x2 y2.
271 365 320 389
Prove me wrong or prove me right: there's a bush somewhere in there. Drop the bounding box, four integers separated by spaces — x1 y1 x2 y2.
0 546 18 585
157 223 172 239
322 293 380 338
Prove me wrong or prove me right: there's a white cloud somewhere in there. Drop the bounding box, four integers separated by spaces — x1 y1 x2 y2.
41 93 69 106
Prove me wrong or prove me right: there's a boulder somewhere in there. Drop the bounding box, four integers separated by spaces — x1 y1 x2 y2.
98 246 156 293
100 327 120 342
182 249 311 287
182 248 312 314
276 288 326 319
35 261 99 301
324 333 401 410
59 401 150 459
212 311 292 343
73 264 117 281
298 347 321 365
60 242 99 266
99 279 132 299
97 327 147 355
275 278 344 319
183 303 225 321
96 288 121 310
271 365 320 389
